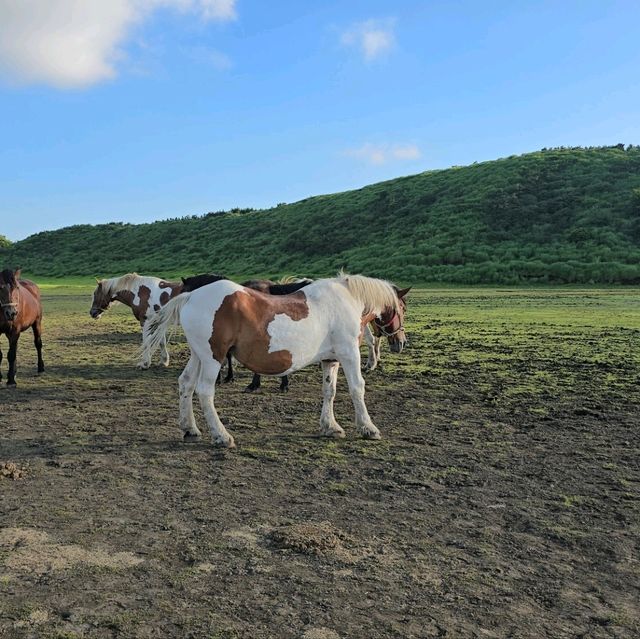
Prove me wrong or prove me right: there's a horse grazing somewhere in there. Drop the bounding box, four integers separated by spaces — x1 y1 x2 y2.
363 286 411 371
90 273 183 368
0 268 44 386
181 274 313 391
139 273 408 447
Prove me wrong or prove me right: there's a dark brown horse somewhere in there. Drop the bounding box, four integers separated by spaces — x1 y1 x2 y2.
0 268 44 386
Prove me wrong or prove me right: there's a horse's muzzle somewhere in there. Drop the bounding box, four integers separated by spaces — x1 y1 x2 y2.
390 341 405 354
90 308 102 319
3 309 17 321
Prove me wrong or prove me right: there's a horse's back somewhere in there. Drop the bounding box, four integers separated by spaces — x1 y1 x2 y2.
19 279 41 301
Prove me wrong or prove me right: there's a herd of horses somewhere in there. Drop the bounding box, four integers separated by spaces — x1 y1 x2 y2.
1 267 410 445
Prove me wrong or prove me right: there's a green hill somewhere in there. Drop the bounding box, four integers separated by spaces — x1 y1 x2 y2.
3 145 640 284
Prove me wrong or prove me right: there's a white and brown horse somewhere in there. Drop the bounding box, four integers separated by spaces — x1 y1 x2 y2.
0 268 44 386
89 273 182 368
140 273 408 447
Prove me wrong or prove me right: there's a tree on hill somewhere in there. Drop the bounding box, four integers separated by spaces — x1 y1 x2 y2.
0 234 12 248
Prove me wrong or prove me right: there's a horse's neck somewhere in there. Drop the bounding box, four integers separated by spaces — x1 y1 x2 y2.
110 276 147 305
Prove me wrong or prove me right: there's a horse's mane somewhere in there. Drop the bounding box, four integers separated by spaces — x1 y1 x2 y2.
0 269 17 286
276 275 312 284
335 272 399 315
101 272 143 295
181 273 228 292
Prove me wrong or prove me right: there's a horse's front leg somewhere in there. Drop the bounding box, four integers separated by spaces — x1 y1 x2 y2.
244 372 262 393
138 323 152 369
363 324 378 372
0 339 3 381
179 354 202 440
339 348 381 440
319 360 344 438
6 332 19 387
197 358 235 447
33 319 45 373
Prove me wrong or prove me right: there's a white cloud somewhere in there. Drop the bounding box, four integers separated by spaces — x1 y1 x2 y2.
345 143 422 166
341 19 395 61
0 0 237 89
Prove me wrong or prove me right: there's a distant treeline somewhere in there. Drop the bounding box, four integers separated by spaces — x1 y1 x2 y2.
2 145 640 284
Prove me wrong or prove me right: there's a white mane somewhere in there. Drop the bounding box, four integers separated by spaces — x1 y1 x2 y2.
101 272 144 296
334 271 399 315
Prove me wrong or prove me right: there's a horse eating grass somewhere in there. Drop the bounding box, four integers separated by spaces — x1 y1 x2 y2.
89 273 183 368
139 273 408 447
0 268 44 387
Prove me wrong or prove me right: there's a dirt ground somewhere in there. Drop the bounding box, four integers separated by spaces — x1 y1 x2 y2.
1 287 639 638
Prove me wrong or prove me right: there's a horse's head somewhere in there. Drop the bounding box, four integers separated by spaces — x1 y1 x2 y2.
375 286 411 353
0 268 21 322
90 279 112 319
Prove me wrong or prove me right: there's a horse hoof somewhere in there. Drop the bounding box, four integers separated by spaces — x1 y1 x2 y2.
183 432 201 442
279 387 289 393
243 386 261 394
361 430 381 440
6 382 17 388
214 437 236 448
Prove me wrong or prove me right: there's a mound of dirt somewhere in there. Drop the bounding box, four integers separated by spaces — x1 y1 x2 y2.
0 461 26 480
267 521 356 561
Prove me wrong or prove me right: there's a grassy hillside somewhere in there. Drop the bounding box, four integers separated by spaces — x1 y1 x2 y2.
3 145 640 284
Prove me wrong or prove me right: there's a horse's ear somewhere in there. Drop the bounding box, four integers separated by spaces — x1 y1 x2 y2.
397 286 412 298
181 277 187 284
13 268 21 280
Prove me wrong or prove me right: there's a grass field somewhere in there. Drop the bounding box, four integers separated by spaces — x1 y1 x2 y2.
1 286 639 638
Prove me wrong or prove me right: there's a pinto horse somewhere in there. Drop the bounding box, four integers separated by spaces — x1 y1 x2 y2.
181 273 313 391
0 268 44 386
139 273 408 447
90 273 183 368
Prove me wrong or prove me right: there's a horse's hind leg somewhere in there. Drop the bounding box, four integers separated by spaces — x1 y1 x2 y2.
319 360 345 438
279 375 289 392
244 373 262 393
196 358 235 448
160 334 170 367
33 320 44 373
0 339 3 381
179 353 202 440
339 349 381 440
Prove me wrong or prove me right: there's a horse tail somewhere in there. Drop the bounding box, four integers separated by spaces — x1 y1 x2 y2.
138 293 191 365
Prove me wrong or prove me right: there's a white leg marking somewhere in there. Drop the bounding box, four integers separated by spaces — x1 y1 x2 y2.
364 324 377 371
138 327 151 369
178 354 202 438
160 334 170 367
339 348 381 440
319 360 345 438
196 359 235 448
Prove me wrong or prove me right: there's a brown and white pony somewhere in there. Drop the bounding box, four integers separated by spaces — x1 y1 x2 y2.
140 273 408 447
89 273 182 368
0 268 44 386
181 273 313 391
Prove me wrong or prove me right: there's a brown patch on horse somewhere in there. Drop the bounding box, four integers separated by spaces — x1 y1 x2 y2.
209 289 309 375
114 286 151 323
159 281 183 306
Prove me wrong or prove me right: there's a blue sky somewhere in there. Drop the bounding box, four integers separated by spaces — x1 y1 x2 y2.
1 0 639 241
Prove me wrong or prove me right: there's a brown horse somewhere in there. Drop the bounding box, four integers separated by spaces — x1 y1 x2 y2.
0 268 44 386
